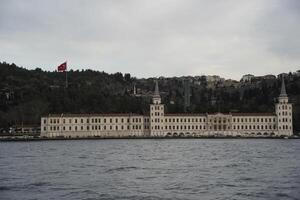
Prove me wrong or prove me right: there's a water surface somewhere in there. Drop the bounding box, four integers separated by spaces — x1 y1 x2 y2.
1 139 300 200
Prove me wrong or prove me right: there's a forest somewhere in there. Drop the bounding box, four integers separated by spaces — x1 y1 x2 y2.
1 62 300 133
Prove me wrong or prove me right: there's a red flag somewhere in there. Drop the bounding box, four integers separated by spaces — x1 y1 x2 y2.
57 62 67 72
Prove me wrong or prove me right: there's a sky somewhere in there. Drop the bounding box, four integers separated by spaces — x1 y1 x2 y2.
0 0 300 80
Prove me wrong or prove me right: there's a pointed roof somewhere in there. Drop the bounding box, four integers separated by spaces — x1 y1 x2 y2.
280 76 287 97
153 80 160 98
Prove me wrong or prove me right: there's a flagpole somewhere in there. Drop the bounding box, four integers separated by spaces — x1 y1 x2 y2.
65 61 68 88
65 70 68 88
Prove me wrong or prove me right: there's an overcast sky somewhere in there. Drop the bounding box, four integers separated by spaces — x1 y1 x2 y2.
0 0 300 80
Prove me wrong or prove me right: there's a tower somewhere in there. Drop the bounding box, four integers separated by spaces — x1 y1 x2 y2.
275 77 293 136
150 80 165 137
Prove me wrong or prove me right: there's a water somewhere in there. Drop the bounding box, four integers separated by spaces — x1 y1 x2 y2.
0 139 300 200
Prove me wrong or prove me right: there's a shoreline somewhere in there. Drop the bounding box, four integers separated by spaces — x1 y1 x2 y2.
0 136 299 142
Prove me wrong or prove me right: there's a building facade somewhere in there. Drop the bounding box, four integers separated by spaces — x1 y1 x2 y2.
41 78 293 138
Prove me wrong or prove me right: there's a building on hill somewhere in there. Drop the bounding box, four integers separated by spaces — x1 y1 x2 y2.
41 78 293 138
241 74 254 82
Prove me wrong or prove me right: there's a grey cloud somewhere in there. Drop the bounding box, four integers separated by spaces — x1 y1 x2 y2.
0 0 299 80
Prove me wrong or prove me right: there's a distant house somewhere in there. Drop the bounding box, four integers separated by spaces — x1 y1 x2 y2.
278 73 288 79
12 124 41 135
241 74 254 82
263 74 276 80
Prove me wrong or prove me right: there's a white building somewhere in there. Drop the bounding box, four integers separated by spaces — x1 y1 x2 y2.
41 78 293 138
241 74 254 82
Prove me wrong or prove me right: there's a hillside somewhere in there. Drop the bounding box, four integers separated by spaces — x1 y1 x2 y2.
1 62 300 132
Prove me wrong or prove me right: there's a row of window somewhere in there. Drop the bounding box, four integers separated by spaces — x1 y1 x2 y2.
279 125 292 130
152 125 207 130
233 125 276 130
48 117 146 124
151 106 163 110
233 118 276 123
153 118 162 123
165 118 206 123
278 111 292 116
47 124 145 132
152 112 163 116
278 105 291 110
211 125 228 130
279 118 292 123
209 118 230 123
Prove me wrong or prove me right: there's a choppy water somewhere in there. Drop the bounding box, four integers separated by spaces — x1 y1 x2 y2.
0 139 300 200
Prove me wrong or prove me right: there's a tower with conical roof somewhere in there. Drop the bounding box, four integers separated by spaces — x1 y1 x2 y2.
275 77 293 136
150 80 165 137
153 80 161 104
